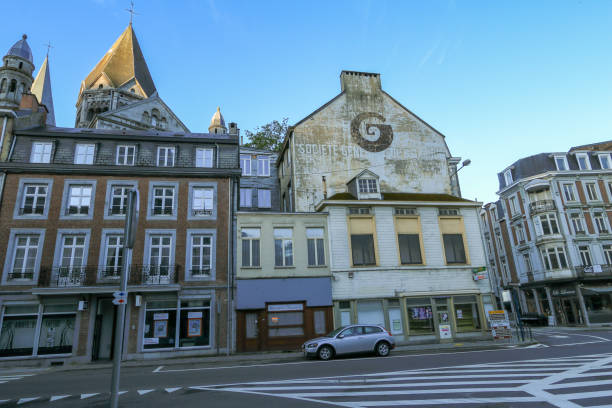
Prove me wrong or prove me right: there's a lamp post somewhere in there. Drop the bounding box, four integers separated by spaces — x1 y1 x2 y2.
450 159 471 178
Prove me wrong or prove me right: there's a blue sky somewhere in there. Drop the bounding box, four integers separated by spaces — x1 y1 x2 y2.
2 0 611 203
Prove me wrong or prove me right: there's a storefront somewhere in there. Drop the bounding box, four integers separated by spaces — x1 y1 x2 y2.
235 277 333 352
334 293 492 344
550 286 584 326
582 286 612 324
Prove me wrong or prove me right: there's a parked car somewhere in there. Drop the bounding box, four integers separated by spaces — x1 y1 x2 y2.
302 324 395 360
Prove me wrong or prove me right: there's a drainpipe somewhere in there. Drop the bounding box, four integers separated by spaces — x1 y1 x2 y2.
226 176 233 355
0 116 7 157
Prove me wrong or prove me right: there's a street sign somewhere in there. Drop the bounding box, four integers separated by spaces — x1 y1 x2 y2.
488 310 511 340
112 291 128 305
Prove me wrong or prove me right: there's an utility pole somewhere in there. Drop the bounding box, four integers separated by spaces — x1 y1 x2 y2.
110 190 137 408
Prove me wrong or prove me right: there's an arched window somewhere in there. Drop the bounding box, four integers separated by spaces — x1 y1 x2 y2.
98 84 103 89
142 111 150 124
151 116 158 127
9 79 16 93
0 78 6 93
18 62 23 69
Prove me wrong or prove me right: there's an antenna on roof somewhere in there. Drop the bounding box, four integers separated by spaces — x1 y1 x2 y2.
125 1 139 25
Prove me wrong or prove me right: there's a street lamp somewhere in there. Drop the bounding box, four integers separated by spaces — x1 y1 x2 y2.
450 159 471 178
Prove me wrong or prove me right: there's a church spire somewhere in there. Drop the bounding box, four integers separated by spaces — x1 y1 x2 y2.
79 24 156 97
31 55 55 126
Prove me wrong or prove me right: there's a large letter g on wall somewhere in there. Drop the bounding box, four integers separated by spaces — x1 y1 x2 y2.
350 112 393 152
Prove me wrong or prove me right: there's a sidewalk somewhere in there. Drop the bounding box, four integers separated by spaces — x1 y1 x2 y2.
45 337 530 372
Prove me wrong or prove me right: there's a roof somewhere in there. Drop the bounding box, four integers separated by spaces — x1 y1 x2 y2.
6 34 33 63
326 192 473 202
569 140 612 152
81 24 156 96
209 107 226 130
31 56 55 126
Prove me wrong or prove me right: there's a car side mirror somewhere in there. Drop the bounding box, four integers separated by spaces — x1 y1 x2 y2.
337 334 344 339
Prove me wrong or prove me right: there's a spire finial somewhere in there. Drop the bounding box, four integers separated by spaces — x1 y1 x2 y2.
44 41 53 57
217 106 220 112
22 34 27 40
125 1 138 25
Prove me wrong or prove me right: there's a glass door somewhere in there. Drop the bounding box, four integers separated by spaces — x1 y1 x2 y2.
434 298 452 340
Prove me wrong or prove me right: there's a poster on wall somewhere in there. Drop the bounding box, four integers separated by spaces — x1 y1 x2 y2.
456 309 463 319
154 320 168 338
439 324 452 339
188 318 202 337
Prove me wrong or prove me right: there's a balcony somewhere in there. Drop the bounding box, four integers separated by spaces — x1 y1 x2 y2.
529 200 555 214
575 265 612 279
191 209 213 217
37 265 180 287
135 264 179 285
6 272 34 281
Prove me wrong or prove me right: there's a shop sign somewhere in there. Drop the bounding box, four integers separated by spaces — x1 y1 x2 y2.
153 313 169 320
488 310 511 340
143 338 159 345
583 265 603 274
267 304 303 312
552 288 576 296
439 324 452 339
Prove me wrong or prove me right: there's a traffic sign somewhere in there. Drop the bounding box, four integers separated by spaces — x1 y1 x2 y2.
112 291 128 305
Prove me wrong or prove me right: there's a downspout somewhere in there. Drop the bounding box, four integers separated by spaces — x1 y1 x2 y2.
226 175 232 355
0 117 7 157
215 143 220 168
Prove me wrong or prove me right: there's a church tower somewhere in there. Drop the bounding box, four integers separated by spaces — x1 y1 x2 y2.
0 34 35 110
209 107 227 134
75 23 156 128
31 55 55 126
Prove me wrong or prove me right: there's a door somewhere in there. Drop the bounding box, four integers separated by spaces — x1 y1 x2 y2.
243 312 260 351
92 299 115 360
334 326 365 354
436 306 452 340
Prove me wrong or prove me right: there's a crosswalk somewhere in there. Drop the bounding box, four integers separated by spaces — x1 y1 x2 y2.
0 372 37 385
200 352 612 407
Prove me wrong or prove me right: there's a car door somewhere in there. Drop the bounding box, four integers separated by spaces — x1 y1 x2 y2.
362 326 383 351
334 326 363 354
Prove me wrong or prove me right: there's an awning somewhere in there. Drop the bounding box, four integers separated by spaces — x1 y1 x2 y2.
236 277 332 310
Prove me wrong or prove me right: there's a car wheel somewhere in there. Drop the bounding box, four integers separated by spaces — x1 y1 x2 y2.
375 341 390 357
318 345 333 361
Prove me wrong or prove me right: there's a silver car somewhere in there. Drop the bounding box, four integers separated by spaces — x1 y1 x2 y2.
302 324 395 360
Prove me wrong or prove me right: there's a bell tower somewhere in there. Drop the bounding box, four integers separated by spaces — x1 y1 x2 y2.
0 34 35 110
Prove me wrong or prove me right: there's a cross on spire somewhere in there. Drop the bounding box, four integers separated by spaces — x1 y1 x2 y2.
44 41 53 57
125 1 139 25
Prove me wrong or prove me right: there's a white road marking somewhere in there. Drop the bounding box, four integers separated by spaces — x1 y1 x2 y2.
80 393 98 399
535 330 612 342
165 387 181 393
153 365 164 373
50 395 70 401
17 397 39 405
137 389 154 395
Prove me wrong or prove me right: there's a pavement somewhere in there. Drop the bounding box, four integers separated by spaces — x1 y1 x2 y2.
0 326 611 407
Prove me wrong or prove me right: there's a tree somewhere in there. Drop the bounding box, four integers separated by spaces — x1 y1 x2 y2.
243 118 288 152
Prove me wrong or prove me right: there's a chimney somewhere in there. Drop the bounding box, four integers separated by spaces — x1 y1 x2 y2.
19 92 40 112
340 71 382 94
229 122 239 136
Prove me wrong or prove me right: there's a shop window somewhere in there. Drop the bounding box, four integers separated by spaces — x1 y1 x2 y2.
357 301 384 326
241 228 260 267
143 300 177 349
406 298 434 335
306 228 325 266
0 305 38 357
274 228 293 267
37 304 76 355
453 296 481 332
179 300 211 347
339 301 351 327
387 299 403 335
583 291 612 324
267 304 304 337
314 310 326 335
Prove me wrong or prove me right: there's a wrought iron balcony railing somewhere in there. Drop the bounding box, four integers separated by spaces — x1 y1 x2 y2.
575 264 612 278
37 264 181 287
7 272 34 280
529 200 555 214
137 264 178 284
18 206 45 215
192 209 213 216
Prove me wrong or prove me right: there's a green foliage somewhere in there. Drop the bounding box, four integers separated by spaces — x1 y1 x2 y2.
243 118 288 152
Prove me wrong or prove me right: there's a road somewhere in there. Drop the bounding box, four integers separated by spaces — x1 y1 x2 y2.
1 327 612 407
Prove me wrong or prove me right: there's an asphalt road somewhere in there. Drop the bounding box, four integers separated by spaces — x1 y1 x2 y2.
1 327 612 407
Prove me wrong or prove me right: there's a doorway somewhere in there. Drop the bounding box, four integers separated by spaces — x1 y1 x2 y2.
92 298 116 361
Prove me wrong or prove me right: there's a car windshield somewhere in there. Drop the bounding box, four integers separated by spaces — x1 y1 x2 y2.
325 327 346 337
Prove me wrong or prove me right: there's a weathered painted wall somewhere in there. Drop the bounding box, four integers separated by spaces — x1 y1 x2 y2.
283 72 454 212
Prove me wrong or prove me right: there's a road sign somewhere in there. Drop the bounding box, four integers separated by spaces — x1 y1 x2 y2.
112 291 128 305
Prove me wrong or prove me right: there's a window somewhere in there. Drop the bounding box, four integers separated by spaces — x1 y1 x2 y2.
192 187 213 216
395 208 416 215
576 153 591 170
443 234 467 264
439 208 459 216
570 213 585 234
241 228 260 267
453 295 481 332
504 169 513 185
116 145 136 165
152 187 175 216
541 247 568 271
523 253 533 273
56 234 87 286
537 213 559 236
274 228 293 267
358 178 378 193
599 154 611 170
579 246 593 266
515 224 525 243
20 184 47 215
349 207 371 215
30 142 52 163
240 154 252 176
74 144 95 165
257 189 271 208
240 188 252 207
406 298 434 335
66 185 92 215
109 185 131 216
306 228 325 266
257 157 270 176
509 196 519 216
397 234 422 264
190 235 212 277
585 182 599 201
351 234 376 266
196 148 213 168
594 212 608 234
603 244 612 265
562 183 576 202
268 304 304 337
8 235 40 280
146 234 173 283
554 155 569 171
102 234 123 278
157 147 175 167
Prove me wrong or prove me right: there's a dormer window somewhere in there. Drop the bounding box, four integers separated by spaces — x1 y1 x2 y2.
503 169 513 185
358 179 378 193
599 154 611 170
576 153 591 170
554 155 569 171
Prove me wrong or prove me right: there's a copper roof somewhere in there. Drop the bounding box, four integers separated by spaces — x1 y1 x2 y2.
81 24 156 96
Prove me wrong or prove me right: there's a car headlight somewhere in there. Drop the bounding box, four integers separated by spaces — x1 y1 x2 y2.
306 343 318 348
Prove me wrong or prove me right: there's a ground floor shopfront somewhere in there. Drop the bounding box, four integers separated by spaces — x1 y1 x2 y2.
235 277 333 352
333 292 496 344
520 281 612 326
0 287 231 365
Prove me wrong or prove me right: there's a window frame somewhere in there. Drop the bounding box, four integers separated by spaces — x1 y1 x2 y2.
442 233 468 264
185 229 216 280
503 169 513 185
554 155 569 171
60 180 97 220
98 229 125 281
257 189 272 209
540 246 569 271
104 180 138 220
14 178 53 220
240 227 261 268
306 227 326 267
240 154 252 176
274 228 294 267
584 181 600 201
569 212 586 234
358 178 378 193
2 229 46 284
578 245 593 267
195 148 214 168
142 229 177 281
116 145 136 166
188 182 217 220
74 143 96 165
240 187 253 208
257 156 270 177
562 183 576 202
157 146 176 167
51 229 92 285
598 154 612 170
147 181 179 220
593 211 609 234
30 142 53 163
576 153 591 170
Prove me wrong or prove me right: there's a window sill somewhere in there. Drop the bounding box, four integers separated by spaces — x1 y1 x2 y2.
274 266 296 269
307 265 328 268
241 266 262 269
